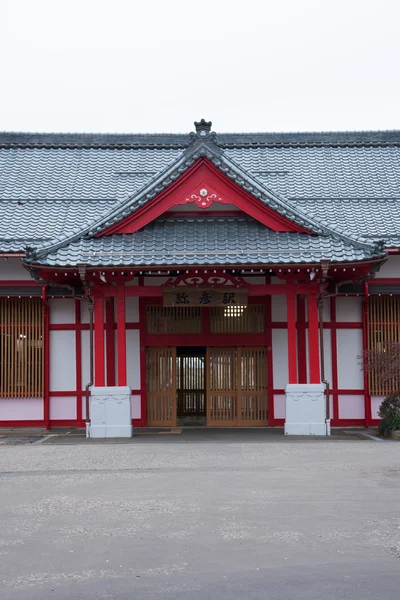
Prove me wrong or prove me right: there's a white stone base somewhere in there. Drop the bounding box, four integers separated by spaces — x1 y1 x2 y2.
284 383 329 436
90 386 132 438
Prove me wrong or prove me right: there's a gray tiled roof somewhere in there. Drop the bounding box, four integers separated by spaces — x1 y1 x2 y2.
1 124 399 263
30 217 380 267
2 130 400 148
0 147 181 200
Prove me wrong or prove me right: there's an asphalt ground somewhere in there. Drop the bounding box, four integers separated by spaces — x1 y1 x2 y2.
0 431 399 599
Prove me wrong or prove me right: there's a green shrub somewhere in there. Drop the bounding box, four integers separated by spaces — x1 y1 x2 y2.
379 414 400 436
378 394 400 420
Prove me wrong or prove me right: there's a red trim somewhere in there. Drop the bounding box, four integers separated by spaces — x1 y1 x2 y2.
330 297 339 421
0 280 41 286
101 159 309 235
94 291 105 386
75 300 83 422
146 333 268 346
265 293 274 423
368 278 400 284
308 292 320 383
297 295 307 383
287 289 297 383
139 296 147 426
116 285 127 386
105 298 115 386
42 287 50 430
0 416 380 429
48 322 140 331
122 282 318 297
254 321 363 329
362 284 372 427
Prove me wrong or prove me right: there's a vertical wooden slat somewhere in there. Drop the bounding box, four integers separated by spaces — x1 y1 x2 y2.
0 298 44 399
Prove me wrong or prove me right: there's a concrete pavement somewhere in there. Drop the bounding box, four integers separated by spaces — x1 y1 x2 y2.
0 435 399 599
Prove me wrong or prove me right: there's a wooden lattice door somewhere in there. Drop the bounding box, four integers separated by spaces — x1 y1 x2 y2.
146 347 177 426
207 347 268 426
207 348 238 425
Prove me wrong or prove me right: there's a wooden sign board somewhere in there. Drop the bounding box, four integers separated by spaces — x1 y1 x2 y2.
164 288 248 307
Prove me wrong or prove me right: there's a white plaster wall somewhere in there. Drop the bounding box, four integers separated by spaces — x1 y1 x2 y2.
338 394 365 419
273 394 286 419
0 398 44 420
322 329 333 385
336 297 362 322
50 396 77 420
337 329 363 389
0 258 32 280
81 330 90 386
50 331 76 391
272 329 288 389
271 295 287 321
49 298 75 324
371 396 384 419
126 330 140 389
271 276 285 284
131 394 141 419
125 297 139 322
375 255 400 278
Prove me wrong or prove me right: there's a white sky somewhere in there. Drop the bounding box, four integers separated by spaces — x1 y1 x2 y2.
1 0 400 134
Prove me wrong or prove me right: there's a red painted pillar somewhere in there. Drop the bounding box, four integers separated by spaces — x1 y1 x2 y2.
308 291 320 384
330 297 339 422
362 283 372 427
105 298 116 386
94 290 105 387
116 285 127 387
42 286 50 430
297 295 307 383
287 288 297 384
75 300 83 422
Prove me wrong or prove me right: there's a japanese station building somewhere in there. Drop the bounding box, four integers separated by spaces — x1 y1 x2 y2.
1 119 400 435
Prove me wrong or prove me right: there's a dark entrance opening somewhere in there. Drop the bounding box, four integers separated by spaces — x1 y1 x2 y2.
177 347 206 426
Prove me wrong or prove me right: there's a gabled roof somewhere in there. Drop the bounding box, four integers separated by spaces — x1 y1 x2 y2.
32 216 382 268
0 119 398 266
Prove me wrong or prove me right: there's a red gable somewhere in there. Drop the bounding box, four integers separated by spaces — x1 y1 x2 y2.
99 158 309 235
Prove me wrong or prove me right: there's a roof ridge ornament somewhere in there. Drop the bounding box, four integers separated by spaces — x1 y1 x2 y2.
194 119 212 136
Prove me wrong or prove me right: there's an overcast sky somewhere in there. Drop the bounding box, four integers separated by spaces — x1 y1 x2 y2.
1 0 400 134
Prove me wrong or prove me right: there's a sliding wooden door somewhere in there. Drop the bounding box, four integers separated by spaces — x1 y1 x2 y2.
146 347 176 426
207 347 268 426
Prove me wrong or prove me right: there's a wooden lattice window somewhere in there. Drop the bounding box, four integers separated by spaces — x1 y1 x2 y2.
0 298 44 398
367 296 400 395
146 305 202 334
210 304 265 333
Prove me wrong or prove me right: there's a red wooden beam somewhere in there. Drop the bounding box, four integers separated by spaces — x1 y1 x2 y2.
287 289 297 384
94 292 105 386
116 285 127 386
42 287 50 430
105 298 115 386
75 300 83 422
362 283 372 427
330 297 339 421
308 291 320 384
120 283 319 298
297 295 307 383
139 295 147 427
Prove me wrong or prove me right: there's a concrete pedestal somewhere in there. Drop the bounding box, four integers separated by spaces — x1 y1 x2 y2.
90 386 132 438
284 383 328 436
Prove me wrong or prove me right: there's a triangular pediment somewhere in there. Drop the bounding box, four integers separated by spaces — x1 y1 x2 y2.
100 159 309 235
